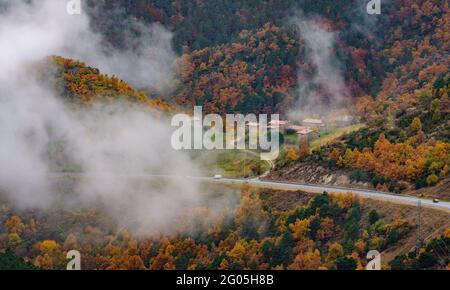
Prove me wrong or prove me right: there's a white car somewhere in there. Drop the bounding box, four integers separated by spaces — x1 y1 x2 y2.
433 199 440 203
213 174 223 180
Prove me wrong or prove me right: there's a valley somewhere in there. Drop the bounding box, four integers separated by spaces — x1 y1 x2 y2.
0 0 448 271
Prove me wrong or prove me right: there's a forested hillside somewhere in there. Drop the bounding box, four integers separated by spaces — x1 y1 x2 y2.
34 56 174 112
0 0 448 271
86 1 448 117
81 0 450 194
174 24 298 114
1 188 448 270
87 0 386 112
87 0 358 52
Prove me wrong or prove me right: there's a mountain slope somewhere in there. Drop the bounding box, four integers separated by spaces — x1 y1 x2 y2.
35 56 174 113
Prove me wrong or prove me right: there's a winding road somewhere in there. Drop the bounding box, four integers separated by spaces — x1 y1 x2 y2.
48 173 450 213
197 176 450 212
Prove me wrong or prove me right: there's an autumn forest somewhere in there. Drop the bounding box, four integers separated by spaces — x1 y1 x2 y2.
0 0 449 272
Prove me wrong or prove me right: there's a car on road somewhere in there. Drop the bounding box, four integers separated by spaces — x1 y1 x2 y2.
433 199 440 203
213 174 223 180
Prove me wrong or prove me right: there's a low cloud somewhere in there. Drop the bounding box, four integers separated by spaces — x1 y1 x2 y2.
288 14 350 121
0 0 212 235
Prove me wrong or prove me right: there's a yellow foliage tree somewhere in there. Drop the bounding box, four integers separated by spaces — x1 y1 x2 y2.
289 219 310 240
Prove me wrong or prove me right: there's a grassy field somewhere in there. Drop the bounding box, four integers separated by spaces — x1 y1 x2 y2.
310 123 365 149
192 149 270 178
217 150 270 178
283 133 298 145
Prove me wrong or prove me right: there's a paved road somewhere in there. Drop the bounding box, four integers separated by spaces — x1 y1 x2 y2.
48 173 450 212
209 177 450 212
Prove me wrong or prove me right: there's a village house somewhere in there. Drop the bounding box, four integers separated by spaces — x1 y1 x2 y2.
331 115 354 127
302 118 325 129
286 124 306 132
296 127 319 142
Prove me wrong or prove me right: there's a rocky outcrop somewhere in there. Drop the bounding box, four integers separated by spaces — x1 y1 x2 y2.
265 161 372 189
